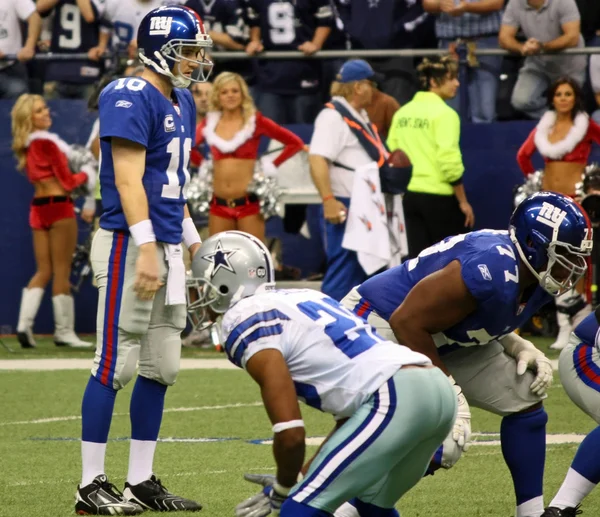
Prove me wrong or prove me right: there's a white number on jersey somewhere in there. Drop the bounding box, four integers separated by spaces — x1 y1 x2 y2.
58 4 82 49
114 78 146 91
296 298 382 358
268 2 295 45
162 137 192 199
407 234 467 271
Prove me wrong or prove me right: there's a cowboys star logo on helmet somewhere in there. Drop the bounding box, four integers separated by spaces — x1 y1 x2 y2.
201 241 237 278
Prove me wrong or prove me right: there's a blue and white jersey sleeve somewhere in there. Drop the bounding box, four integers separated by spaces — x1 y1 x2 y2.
99 80 154 147
221 298 290 369
575 310 600 349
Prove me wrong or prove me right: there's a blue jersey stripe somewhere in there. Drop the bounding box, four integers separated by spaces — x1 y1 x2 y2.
230 323 284 367
225 309 290 354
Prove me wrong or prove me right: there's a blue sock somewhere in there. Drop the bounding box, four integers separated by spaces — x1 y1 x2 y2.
280 498 332 516
353 498 399 517
130 375 167 441
500 407 548 505
571 425 600 484
81 375 117 443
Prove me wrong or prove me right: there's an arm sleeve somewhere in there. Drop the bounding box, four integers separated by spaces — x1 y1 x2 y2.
16 0 36 21
99 92 151 147
314 0 334 28
433 109 464 185
459 254 499 303
245 0 260 28
32 140 88 192
559 0 581 24
516 129 537 176
309 108 346 161
501 0 519 27
222 301 285 369
257 114 304 167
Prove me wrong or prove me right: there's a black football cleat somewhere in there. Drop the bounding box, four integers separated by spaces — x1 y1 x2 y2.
123 474 202 512
542 506 583 517
75 474 144 515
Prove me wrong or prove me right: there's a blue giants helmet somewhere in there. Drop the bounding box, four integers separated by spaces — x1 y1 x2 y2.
509 191 593 296
137 5 213 88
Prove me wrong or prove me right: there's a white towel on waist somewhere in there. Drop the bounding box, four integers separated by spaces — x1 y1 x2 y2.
163 243 186 305
341 162 408 275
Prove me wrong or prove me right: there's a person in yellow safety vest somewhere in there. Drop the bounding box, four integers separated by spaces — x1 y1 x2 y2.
386 54 475 259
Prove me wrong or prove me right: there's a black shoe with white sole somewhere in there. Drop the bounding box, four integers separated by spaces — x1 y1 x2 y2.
542 506 583 517
124 475 202 512
75 475 144 515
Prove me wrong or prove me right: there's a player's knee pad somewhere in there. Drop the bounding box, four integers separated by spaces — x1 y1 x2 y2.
112 345 140 390
138 325 182 386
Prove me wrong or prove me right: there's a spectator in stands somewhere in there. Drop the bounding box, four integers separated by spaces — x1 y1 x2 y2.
11 94 94 349
244 0 334 124
499 0 586 120
423 0 504 123
191 80 212 125
575 0 600 46
308 59 380 301
194 72 304 241
516 77 600 350
0 0 42 98
366 84 400 141
386 55 474 258
38 0 110 99
591 54 600 124
185 0 254 89
337 0 435 105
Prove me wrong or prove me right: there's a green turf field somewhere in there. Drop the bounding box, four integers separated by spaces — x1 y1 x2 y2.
1 336 598 517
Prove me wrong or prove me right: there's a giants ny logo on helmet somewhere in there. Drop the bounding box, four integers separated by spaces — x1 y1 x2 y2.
149 16 173 36
536 202 567 237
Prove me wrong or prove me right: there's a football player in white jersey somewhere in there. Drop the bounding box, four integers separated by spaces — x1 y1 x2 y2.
188 231 458 517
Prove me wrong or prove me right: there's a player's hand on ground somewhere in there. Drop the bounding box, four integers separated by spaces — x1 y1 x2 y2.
516 349 553 396
323 198 347 224
450 379 472 451
236 475 288 517
459 201 475 228
134 243 163 301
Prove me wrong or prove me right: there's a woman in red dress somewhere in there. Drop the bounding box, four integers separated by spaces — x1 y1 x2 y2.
11 94 94 349
193 71 304 242
517 77 600 350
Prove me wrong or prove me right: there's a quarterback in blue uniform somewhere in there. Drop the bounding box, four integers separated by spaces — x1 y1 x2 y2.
542 306 600 516
338 192 593 517
75 6 213 515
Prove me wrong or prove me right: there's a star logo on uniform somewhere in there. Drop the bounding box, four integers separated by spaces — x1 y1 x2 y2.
201 241 237 278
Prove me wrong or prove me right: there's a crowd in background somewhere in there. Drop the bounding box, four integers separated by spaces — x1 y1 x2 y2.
2 0 600 125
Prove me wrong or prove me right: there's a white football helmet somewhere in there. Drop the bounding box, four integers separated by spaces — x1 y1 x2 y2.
187 231 275 327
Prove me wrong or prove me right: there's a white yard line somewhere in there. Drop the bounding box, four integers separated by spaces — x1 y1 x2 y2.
0 402 263 426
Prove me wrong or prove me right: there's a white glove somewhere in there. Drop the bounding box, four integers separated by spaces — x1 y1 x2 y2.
235 474 289 517
449 376 472 451
260 157 278 178
500 333 553 396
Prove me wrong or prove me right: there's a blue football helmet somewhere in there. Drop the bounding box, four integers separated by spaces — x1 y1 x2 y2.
137 5 213 88
187 231 276 329
509 191 593 296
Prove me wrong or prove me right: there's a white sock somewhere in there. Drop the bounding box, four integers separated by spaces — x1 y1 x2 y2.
81 441 107 487
550 468 596 509
127 439 157 486
334 502 360 517
516 495 544 517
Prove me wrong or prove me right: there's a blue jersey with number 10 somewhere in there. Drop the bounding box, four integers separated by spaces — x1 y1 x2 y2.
356 230 553 353
220 289 430 419
98 77 196 244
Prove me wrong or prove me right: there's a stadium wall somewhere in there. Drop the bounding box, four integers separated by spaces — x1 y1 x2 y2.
1 100 599 334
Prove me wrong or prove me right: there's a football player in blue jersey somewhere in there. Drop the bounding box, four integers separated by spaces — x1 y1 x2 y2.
541 306 600 517
187 230 457 517
75 6 213 515
336 191 593 517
